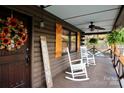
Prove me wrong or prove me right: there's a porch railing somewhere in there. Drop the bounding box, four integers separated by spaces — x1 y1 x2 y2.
112 46 124 88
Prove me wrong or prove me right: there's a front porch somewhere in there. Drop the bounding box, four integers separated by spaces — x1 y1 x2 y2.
0 5 124 88
53 55 120 88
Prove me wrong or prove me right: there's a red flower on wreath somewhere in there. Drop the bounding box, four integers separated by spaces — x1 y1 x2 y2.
3 38 11 45
8 17 17 27
16 40 23 46
3 27 10 35
21 35 27 43
0 32 5 38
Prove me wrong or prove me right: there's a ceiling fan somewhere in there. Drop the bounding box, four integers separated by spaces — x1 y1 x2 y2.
88 22 106 31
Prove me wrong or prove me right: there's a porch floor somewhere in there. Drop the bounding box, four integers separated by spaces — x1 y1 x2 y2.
53 55 120 88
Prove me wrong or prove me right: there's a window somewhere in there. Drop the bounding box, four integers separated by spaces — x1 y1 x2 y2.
62 29 77 54
62 29 69 53
70 32 77 52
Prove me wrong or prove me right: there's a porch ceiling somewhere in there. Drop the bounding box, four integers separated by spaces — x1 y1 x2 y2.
44 5 121 34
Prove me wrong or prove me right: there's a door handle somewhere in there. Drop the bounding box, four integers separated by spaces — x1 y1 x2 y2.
25 55 29 64
25 48 30 65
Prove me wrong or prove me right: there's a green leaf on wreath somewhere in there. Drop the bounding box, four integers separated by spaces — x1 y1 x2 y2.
11 27 17 31
11 31 16 38
0 40 2 44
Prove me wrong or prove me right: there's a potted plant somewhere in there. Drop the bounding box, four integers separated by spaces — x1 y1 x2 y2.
89 38 98 44
118 27 124 44
89 38 98 54
107 27 124 53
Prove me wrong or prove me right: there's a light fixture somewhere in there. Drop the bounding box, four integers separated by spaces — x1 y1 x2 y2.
40 20 44 28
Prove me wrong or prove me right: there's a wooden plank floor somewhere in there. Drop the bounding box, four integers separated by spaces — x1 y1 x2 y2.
53 56 120 88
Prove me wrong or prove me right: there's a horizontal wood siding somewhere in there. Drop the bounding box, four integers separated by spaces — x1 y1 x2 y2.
4 5 82 88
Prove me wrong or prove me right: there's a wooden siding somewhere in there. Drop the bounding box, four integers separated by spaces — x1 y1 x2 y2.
4 5 82 88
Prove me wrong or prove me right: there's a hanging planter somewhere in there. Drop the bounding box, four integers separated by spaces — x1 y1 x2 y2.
118 27 124 44
0 17 28 51
107 30 120 45
107 27 124 54
89 38 98 45
107 27 124 45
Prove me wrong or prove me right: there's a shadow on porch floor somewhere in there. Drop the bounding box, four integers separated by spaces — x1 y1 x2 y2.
53 56 120 88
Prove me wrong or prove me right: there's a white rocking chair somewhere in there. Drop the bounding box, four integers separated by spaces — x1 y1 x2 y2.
65 47 89 81
80 46 96 66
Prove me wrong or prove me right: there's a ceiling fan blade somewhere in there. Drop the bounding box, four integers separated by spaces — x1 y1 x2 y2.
94 26 105 30
88 21 105 31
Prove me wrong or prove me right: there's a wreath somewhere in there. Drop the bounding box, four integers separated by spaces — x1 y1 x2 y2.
0 17 28 51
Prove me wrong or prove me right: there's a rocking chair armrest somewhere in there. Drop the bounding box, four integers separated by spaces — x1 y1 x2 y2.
71 59 82 63
87 51 93 55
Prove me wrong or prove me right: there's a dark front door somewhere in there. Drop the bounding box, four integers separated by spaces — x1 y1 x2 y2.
0 6 31 88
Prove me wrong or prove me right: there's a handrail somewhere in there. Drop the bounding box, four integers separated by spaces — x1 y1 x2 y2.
111 45 124 88
113 46 124 65
118 55 124 66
